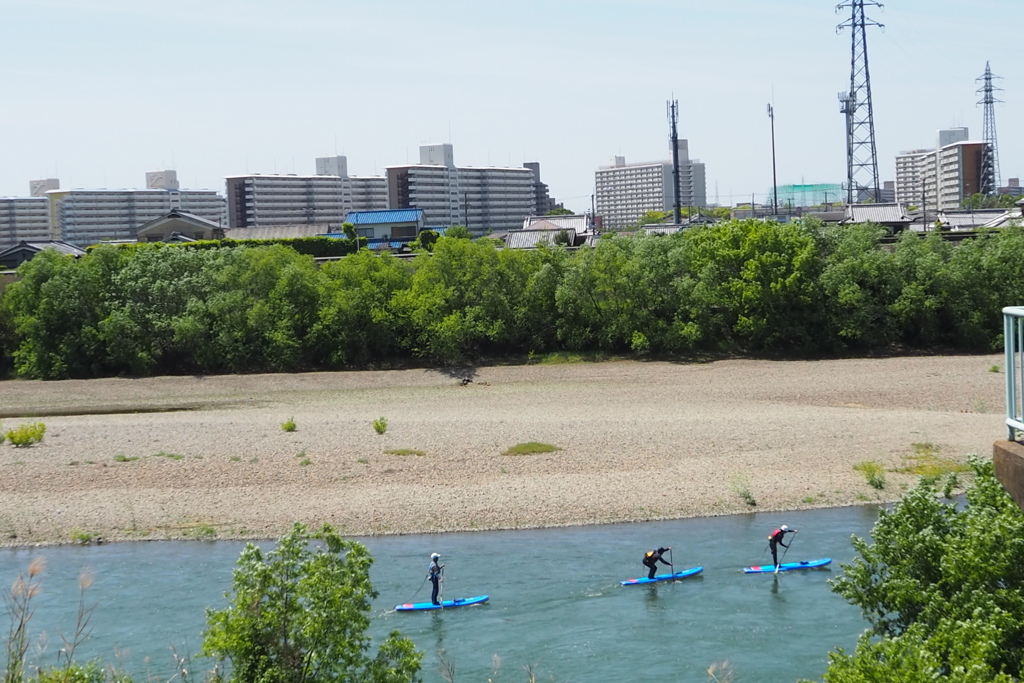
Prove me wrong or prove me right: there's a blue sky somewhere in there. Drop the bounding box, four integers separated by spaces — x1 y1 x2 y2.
1 0 1019 210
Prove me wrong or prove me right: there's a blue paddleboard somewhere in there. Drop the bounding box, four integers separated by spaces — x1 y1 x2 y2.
395 595 489 611
620 566 703 585
743 558 831 573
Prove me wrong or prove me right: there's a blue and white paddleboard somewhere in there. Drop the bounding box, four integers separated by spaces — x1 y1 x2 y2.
620 566 703 585
743 558 831 574
395 595 489 611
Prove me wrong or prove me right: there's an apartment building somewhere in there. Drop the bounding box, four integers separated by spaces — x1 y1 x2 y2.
895 128 986 211
43 171 225 248
226 156 387 229
0 179 57 248
385 144 548 235
594 140 707 230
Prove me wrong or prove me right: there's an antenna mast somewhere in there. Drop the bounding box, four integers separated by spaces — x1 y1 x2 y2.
837 0 883 204
976 61 1003 196
668 98 681 224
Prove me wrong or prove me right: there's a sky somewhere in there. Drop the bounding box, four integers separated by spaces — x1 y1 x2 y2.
1 0 1020 211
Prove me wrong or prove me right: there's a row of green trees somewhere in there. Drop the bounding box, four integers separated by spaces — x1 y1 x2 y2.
3 219 1024 379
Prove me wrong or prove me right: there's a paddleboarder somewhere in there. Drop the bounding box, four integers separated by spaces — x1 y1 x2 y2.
427 552 445 605
768 525 797 570
642 547 672 579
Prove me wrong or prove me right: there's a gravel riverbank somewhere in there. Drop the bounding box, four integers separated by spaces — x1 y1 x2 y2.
0 355 1005 546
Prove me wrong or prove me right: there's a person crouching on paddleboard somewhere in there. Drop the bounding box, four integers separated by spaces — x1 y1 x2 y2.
428 553 444 605
768 525 797 569
642 547 672 579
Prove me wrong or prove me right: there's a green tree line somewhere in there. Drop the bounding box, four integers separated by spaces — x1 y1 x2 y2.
4 219 1024 379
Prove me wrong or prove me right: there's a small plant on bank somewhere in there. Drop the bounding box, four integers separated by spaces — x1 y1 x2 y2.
187 523 217 540
299 458 312 467
502 442 561 456
230 456 241 462
853 460 887 490
372 417 388 435
730 476 757 507
6 422 46 447
69 528 95 545
990 364 1001 373
281 416 297 432
113 454 139 463
385 449 426 456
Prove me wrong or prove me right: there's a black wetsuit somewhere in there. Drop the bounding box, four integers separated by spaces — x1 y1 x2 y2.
642 549 671 579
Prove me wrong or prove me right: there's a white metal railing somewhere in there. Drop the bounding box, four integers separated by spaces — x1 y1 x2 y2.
1004 306 1024 440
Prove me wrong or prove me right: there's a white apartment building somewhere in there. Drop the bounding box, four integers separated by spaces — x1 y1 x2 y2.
385 144 546 235
0 179 60 248
226 156 387 229
45 171 225 248
895 128 986 212
595 140 707 230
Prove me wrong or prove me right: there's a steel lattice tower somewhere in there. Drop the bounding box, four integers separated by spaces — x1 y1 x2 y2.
837 0 883 204
976 61 1003 196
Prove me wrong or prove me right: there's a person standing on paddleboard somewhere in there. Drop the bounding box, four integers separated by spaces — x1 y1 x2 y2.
428 552 444 605
642 547 672 579
768 525 797 569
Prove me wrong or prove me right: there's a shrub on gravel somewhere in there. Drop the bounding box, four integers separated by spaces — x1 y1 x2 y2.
6 422 45 447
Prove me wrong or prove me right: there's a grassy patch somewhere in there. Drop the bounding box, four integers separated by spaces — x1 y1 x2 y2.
385 449 425 456
989 364 1001 373
186 523 217 540
897 443 971 477
502 442 562 456
230 456 241 462
801 496 817 504
6 422 46 447
113 454 139 463
730 476 757 507
151 451 184 461
357 458 369 464
372 417 388 435
281 417 297 432
69 528 95 545
299 458 312 467
538 352 587 365
853 461 887 490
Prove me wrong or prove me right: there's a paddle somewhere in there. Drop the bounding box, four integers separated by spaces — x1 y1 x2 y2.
668 547 675 577
439 565 445 609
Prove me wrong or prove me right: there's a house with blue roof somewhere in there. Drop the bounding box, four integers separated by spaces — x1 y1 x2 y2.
341 209 425 240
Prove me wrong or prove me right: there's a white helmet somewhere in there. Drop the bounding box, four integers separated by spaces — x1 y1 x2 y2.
780 525 789 531
430 553 440 560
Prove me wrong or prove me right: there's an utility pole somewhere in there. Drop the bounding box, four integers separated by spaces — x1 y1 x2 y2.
767 103 779 216
837 0 883 205
667 98 681 225
977 61 1003 196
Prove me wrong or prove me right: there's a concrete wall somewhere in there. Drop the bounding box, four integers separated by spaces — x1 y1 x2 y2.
994 440 1024 510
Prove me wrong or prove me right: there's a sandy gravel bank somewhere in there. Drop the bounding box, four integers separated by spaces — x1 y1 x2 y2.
0 355 1005 546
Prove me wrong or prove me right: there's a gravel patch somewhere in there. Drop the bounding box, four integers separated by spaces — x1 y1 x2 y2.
0 355 1006 546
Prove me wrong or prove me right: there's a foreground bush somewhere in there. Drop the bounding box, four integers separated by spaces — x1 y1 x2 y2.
806 460 1024 682
203 523 422 683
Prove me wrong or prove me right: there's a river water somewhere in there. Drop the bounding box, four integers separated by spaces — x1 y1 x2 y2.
0 504 882 682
